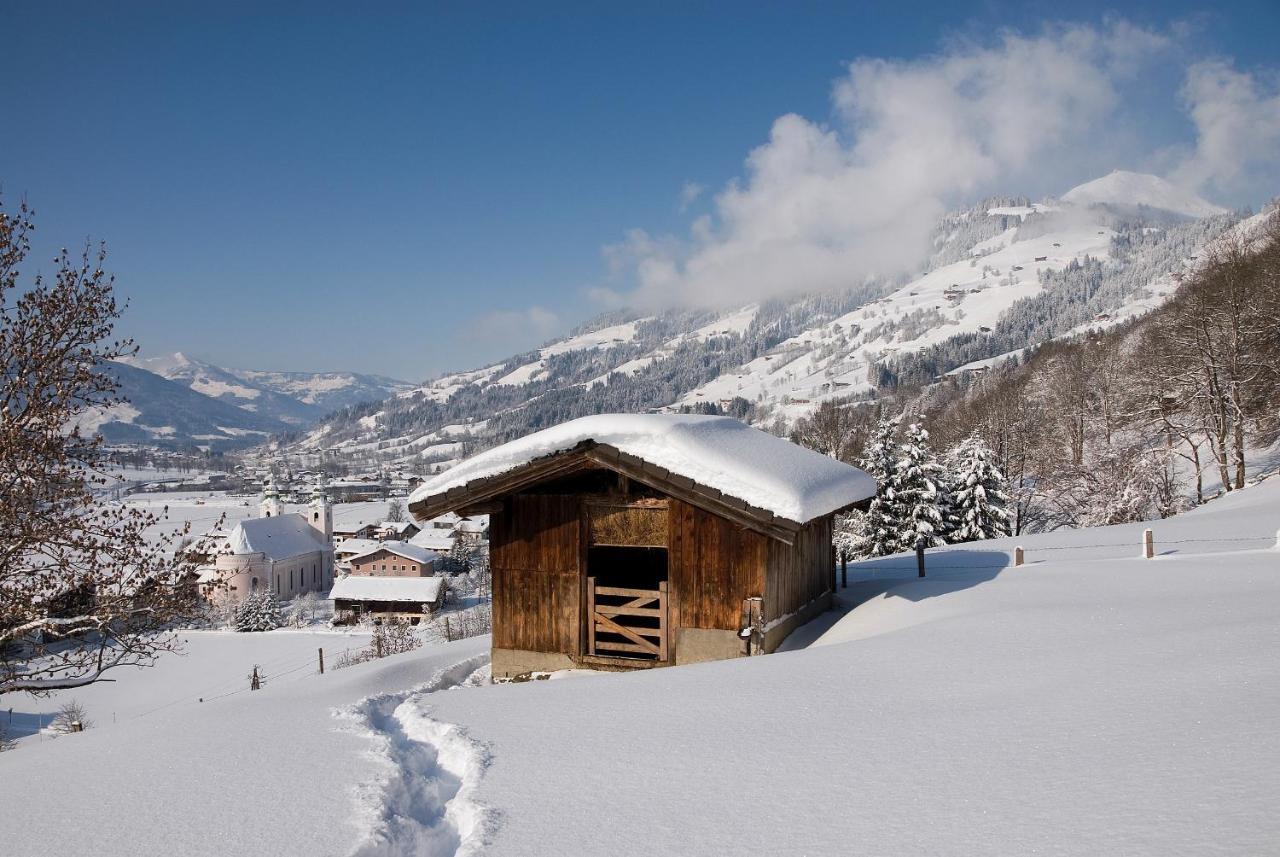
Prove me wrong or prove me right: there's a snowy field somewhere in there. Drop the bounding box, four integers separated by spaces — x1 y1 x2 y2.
3 480 1279 855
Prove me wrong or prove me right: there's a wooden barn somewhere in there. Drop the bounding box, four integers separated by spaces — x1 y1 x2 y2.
409 414 876 678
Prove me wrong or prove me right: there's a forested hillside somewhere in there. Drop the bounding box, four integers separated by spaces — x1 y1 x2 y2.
796 206 1280 543
278 174 1255 479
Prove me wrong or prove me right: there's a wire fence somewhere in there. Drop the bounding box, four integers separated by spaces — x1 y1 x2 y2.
842 531 1278 576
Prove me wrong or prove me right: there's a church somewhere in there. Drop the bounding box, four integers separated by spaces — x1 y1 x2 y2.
206 478 336 604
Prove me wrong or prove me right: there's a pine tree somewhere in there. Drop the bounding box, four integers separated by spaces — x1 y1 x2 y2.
234 592 281 632
857 420 902 556
946 434 1012 542
893 422 948 549
833 511 871 562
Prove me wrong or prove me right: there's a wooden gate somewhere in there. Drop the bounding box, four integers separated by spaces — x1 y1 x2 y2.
586 577 668 661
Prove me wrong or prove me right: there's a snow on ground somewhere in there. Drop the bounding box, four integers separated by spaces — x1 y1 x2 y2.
415 478 1280 856
5 477 1279 856
494 321 646 388
0 632 489 857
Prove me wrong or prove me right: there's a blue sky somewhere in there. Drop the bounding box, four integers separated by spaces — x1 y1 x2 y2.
5 3 1280 379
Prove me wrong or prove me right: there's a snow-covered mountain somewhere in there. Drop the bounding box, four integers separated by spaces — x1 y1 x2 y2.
1059 170 1227 219
118 352 413 426
80 361 289 451
278 172 1245 472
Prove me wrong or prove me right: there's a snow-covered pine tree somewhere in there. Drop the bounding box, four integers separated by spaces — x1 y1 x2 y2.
857 420 902 556
893 422 947 549
833 511 871 563
946 434 1012 542
234 591 281 632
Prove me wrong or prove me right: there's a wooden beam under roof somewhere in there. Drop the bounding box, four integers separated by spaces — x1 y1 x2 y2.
409 439 804 544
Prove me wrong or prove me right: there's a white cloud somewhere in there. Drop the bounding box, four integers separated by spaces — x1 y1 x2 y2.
1172 60 1280 196
467 306 561 349
678 181 705 212
607 21 1176 310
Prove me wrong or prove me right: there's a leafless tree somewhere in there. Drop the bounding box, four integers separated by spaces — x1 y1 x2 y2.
1 196 213 696
385 499 406 523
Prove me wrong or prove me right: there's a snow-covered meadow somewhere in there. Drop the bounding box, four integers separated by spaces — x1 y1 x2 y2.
3 478 1279 856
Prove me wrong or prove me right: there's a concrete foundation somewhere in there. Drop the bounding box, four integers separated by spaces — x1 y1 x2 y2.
491 647 576 679
674 627 742 665
761 591 832 653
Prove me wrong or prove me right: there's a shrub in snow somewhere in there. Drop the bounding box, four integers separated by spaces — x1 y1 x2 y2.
372 619 422 657
286 591 325 628
233 592 281 632
945 434 1012 542
51 699 93 735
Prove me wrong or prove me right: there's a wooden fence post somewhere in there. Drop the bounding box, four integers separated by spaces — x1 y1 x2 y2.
1014 546 1024 567
915 538 926 578
318 648 324 675
1143 529 1154 559
587 577 596 657
841 557 847 590
658 580 669 662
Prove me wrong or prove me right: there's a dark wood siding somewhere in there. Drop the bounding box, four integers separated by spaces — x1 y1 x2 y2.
668 499 766 630
491 495 581 654
764 516 833 621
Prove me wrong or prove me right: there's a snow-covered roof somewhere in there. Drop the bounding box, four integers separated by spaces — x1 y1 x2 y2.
408 414 876 525
329 574 443 603
229 514 328 561
335 537 383 557
346 540 440 565
378 520 417 534
456 517 488 534
409 531 457 551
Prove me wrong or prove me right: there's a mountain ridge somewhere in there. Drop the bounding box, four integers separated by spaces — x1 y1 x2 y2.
268 172 1246 474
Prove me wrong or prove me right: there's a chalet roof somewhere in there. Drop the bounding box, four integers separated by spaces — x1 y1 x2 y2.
334 537 383 557
229 514 328 561
329 574 443 603
378 520 418 534
408 414 876 531
345 540 440 565
409 530 458 551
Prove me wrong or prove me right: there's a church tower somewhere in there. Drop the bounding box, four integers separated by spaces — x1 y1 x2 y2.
260 475 283 518
308 476 333 543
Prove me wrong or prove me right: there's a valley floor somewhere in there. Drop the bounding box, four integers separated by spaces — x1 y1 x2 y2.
3 480 1279 856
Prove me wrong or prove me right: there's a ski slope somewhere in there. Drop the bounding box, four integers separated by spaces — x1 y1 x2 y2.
3 478 1278 856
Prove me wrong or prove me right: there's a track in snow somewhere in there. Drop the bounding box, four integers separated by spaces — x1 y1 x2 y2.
348 656 494 857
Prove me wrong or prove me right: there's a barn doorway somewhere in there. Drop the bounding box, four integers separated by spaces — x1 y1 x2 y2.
584 501 670 662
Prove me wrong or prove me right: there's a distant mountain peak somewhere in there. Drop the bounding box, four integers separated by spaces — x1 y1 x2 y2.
1061 171 1227 219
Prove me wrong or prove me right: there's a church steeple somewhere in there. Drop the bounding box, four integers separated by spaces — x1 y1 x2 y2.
308 475 333 542
260 474 283 518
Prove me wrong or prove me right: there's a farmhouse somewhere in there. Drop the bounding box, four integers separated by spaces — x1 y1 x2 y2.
330 575 444 624
408 414 876 678
346 541 443 576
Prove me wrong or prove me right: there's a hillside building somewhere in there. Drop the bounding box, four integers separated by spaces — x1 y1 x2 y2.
408 414 875 678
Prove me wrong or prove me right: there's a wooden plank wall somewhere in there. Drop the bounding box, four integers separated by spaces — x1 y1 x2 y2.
764 516 833 621
668 499 766 630
490 494 581 655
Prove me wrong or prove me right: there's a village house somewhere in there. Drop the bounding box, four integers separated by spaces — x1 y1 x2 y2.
346 541 443 576
330 575 444 624
373 520 421 541
203 479 335 604
408 414 876 678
